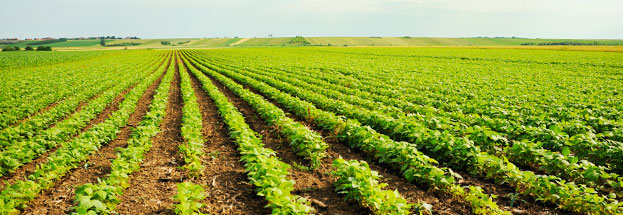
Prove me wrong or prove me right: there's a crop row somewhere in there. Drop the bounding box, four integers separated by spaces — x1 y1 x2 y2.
186 51 622 214
182 52 421 214
199 50 623 172
0 53 168 214
0 52 158 130
175 53 208 214
183 51 509 215
208 57 623 196
181 54 327 169
332 158 415 214
72 54 174 214
177 54 207 177
273 64 623 174
0 55 166 150
185 54 314 214
256 58 623 169
232 63 622 214
0 53 166 177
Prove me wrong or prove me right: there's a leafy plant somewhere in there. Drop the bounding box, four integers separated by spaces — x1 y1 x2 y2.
332 158 416 215
72 53 175 214
185 55 314 214
174 182 206 215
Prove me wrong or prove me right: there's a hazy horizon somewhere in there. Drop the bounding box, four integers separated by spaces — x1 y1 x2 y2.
2 0 622 39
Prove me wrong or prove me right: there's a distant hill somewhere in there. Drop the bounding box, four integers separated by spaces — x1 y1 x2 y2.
3 37 622 50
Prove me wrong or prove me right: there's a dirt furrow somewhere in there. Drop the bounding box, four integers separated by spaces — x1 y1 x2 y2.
0 58 169 193
195 64 481 215
204 71 401 214
20 61 169 215
115 60 184 215
458 171 578 215
208 61 577 215
186 67 270 215
0 83 136 192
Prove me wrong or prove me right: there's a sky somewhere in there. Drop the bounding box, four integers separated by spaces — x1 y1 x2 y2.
2 0 622 39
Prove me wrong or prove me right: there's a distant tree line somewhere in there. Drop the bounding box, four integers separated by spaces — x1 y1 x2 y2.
2 46 52 51
521 41 623 46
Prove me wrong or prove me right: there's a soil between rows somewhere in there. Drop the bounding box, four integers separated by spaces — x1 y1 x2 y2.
190 60 468 215
245 65 578 215
20 57 170 215
200 69 471 214
115 58 184 214
0 56 169 193
185 62 270 214
196 58 575 215
0 75 145 193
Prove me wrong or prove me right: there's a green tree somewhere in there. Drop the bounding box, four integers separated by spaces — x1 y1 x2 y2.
2 46 20 51
100 38 106 46
36 46 52 51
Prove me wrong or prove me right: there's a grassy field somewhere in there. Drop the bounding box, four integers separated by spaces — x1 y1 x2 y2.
3 37 623 52
185 38 241 47
232 37 294 46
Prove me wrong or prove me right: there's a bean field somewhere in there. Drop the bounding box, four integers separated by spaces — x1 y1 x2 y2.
0 47 622 215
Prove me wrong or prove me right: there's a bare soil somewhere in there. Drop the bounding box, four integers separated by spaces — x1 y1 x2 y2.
196 66 473 215
20 59 169 215
0 79 139 192
115 59 184 215
201 61 579 215
186 65 270 214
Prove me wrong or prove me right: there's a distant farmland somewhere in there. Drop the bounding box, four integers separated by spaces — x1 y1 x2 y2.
3 37 623 50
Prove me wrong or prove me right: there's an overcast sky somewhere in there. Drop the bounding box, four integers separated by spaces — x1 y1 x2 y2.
2 0 622 39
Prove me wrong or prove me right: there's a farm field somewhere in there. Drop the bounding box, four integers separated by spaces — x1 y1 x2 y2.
4 37 623 51
0 47 622 215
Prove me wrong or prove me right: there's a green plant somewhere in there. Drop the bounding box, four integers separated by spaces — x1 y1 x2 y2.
173 182 206 215
332 158 416 215
186 55 314 214
0 53 167 214
72 53 175 214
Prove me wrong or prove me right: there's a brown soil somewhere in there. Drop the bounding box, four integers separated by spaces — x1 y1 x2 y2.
187 62 470 215
207 61 580 215
201 72 366 215
0 56 169 193
186 64 270 214
197 68 464 215
115 58 184 215
20 58 169 215
458 171 580 215
0 78 140 192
